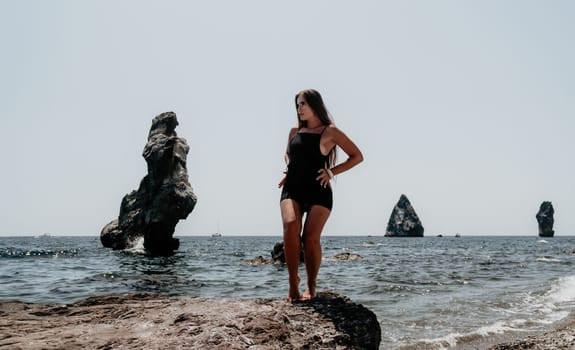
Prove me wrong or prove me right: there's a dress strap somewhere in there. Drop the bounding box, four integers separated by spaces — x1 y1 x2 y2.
320 125 329 135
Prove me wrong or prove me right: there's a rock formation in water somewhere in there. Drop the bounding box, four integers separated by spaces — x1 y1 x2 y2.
0 292 382 349
326 252 364 261
244 243 362 265
385 194 424 237
270 241 306 264
536 201 555 237
101 112 197 255
271 241 286 263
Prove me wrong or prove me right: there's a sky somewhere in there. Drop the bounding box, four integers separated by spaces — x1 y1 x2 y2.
0 1 573 237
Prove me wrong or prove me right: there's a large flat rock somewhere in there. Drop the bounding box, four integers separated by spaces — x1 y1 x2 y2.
0 292 380 349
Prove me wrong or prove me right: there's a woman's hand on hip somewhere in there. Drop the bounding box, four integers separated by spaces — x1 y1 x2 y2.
316 168 332 188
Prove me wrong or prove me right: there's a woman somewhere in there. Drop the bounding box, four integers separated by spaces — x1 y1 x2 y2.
278 89 364 302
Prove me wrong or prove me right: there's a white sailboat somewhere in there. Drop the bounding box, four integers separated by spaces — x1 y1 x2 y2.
211 221 222 237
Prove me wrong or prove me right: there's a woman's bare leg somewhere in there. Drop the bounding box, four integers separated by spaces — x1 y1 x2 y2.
301 205 331 300
280 199 303 302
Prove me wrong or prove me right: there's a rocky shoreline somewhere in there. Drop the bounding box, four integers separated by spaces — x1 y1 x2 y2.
485 312 575 350
1 293 574 350
0 292 380 350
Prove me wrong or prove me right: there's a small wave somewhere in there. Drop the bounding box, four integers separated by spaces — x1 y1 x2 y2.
537 239 548 243
536 256 562 263
0 249 80 258
516 275 575 325
408 277 575 349
409 320 525 350
545 275 575 305
360 242 384 247
475 320 522 335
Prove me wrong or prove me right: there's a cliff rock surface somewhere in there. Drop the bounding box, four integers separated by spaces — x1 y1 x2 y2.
0 292 381 350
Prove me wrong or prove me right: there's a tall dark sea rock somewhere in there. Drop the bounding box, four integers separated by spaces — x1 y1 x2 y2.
101 112 197 255
385 194 424 237
536 201 555 237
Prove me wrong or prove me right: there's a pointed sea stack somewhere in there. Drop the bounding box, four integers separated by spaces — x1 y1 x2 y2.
536 201 554 237
385 194 424 237
101 112 198 255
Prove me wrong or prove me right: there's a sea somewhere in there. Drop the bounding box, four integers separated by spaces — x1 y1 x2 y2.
1 235 575 350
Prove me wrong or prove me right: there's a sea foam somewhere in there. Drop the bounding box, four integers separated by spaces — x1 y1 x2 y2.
125 237 146 254
546 275 575 305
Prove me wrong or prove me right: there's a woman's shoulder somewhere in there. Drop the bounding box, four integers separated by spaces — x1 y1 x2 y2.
324 124 343 136
324 124 353 144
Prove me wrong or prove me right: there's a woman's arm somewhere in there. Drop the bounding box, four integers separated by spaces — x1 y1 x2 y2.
317 125 364 187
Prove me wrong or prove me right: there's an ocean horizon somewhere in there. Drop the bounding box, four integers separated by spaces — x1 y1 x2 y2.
1 235 574 349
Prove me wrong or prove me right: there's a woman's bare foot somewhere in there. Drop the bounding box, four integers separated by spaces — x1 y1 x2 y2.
287 293 301 302
287 275 301 302
302 284 316 300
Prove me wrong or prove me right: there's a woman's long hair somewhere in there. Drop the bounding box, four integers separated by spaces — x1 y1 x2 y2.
295 89 337 168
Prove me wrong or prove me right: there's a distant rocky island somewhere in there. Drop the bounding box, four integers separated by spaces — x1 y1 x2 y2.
385 194 424 237
100 112 197 256
536 201 555 237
